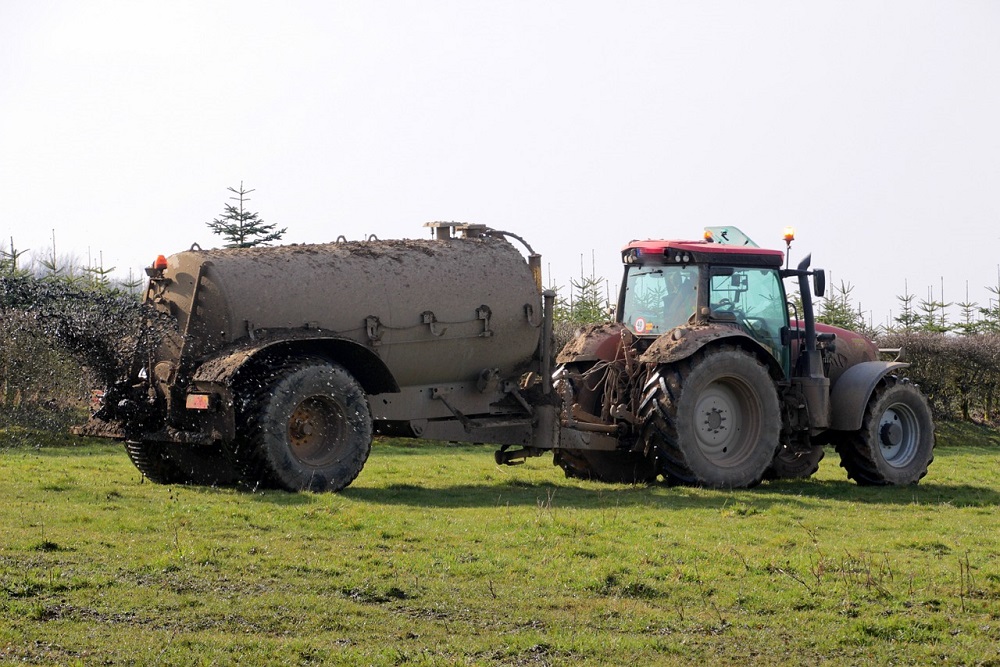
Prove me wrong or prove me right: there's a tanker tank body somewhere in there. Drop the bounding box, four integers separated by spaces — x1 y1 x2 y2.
82 223 550 492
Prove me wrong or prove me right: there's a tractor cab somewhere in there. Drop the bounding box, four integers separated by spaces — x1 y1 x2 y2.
618 227 790 371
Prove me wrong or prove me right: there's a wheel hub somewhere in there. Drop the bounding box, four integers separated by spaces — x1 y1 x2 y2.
704 407 726 433
286 397 345 467
877 405 919 468
693 385 739 453
879 420 902 448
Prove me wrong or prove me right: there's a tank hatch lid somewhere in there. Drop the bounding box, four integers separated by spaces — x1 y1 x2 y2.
424 221 489 239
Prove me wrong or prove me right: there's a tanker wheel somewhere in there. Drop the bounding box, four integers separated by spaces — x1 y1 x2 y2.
640 346 781 488
552 363 657 484
240 358 373 492
124 441 240 487
835 378 934 486
764 445 825 480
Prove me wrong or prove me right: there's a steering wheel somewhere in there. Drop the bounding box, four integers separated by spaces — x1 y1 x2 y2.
714 298 735 311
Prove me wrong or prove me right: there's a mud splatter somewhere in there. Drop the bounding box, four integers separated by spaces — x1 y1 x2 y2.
0 276 167 386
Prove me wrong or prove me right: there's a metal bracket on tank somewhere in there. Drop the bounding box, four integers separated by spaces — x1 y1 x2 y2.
421 311 447 337
477 305 493 337
365 315 383 346
524 304 542 328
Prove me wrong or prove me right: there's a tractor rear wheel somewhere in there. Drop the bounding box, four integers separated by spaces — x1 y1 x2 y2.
641 346 781 488
835 378 934 485
237 357 373 492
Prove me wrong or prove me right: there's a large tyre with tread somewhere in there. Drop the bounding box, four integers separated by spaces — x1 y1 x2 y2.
764 445 825 480
238 357 373 492
641 346 781 488
552 363 657 484
124 441 240 487
835 377 934 486
554 448 658 484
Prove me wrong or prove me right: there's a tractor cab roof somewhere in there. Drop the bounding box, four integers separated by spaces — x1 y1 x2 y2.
621 226 784 269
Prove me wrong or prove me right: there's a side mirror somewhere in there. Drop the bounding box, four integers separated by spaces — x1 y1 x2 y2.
813 269 826 298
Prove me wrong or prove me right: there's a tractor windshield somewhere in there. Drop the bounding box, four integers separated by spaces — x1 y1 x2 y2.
709 267 788 366
621 265 698 336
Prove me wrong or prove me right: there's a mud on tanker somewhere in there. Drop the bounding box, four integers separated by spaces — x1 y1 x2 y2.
78 222 934 491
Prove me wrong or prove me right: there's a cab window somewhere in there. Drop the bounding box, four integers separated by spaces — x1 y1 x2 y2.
621 265 698 336
709 268 787 361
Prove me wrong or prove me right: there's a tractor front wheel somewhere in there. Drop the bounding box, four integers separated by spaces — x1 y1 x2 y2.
641 346 781 488
835 378 934 485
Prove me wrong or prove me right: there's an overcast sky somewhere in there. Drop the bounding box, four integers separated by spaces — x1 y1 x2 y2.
2 1 998 326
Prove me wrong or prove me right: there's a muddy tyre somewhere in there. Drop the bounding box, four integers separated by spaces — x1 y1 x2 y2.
124 441 240 486
835 378 934 486
239 358 373 492
554 448 658 484
552 363 657 484
764 445 825 480
641 346 781 488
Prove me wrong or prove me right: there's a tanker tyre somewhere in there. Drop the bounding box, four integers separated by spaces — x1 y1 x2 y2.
241 359 373 492
764 445 825 480
641 346 781 488
124 441 240 487
835 378 934 486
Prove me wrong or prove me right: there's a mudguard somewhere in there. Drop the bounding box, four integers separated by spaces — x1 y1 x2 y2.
191 334 398 394
638 324 782 377
556 322 627 364
829 361 910 431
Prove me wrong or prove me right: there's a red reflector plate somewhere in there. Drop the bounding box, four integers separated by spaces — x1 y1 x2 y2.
185 394 211 410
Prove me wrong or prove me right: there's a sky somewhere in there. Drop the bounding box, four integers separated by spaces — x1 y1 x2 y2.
2 1 998 327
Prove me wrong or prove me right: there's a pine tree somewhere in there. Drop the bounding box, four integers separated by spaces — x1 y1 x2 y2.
206 182 286 248
954 281 980 336
817 281 863 332
978 268 1000 333
917 284 951 333
0 237 29 277
892 282 921 333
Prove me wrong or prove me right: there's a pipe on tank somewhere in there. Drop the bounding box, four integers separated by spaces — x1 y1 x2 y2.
485 229 543 291
541 290 555 394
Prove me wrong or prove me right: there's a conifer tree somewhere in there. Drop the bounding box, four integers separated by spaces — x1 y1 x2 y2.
206 182 286 248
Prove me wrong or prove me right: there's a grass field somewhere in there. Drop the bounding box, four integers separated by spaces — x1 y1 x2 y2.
1 421 999 665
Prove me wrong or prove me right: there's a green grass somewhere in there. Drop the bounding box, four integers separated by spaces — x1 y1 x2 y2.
1 422 999 665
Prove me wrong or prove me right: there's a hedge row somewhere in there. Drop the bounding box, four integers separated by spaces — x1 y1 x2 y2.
879 332 1000 423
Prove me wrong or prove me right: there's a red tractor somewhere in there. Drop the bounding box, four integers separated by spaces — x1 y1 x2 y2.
551 226 934 487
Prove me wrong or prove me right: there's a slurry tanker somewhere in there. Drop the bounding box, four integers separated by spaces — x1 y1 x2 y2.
78 222 933 491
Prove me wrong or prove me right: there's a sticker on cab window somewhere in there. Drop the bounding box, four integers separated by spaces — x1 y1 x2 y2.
635 318 652 334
